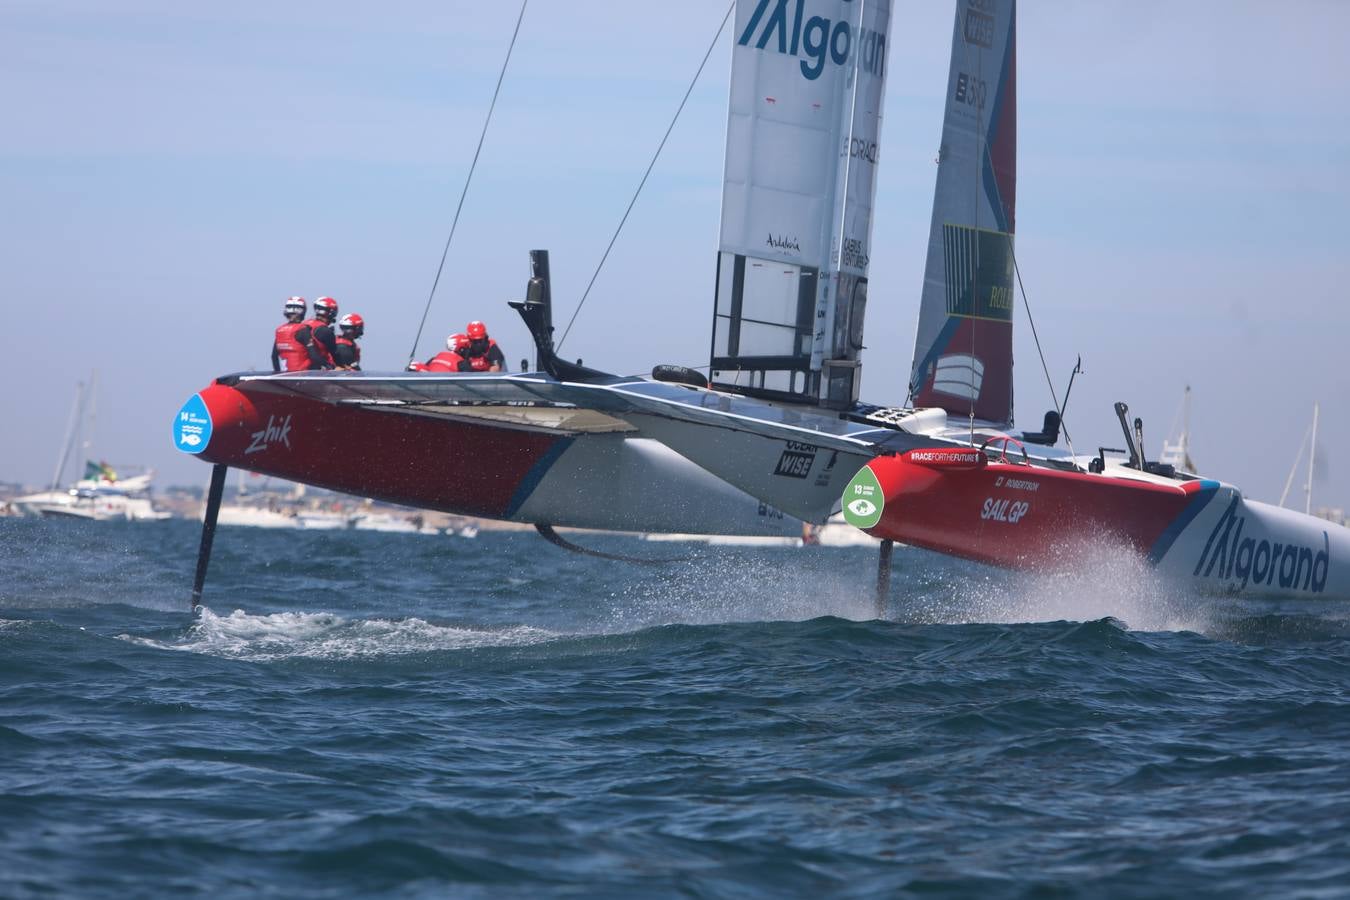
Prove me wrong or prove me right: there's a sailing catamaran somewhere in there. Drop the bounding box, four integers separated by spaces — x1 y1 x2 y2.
174 0 1348 604
175 0 917 601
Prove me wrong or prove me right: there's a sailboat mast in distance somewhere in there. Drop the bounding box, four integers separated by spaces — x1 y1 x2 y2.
909 0 1016 427
710 0 892 409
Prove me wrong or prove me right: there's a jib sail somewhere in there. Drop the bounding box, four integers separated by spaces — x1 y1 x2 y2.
908 0 1016 426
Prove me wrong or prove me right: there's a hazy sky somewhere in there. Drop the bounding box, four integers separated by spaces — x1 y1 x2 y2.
3 1 1347 511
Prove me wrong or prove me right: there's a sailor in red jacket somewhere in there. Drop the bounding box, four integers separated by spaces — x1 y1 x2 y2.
334 313 364 370
273 296 319 372
408 333 472 372
300 296 340 369
462 320 505 372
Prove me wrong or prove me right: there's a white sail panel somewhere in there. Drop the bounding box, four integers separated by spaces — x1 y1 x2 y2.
712 0 891 408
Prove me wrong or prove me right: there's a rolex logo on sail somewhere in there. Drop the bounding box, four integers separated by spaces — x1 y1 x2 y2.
738 0 888 82
1193 496 1330 594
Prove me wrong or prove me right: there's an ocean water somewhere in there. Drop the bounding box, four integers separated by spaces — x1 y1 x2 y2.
3 517 1349 898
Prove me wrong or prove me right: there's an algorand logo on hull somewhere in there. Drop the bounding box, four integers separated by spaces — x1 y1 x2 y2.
1193 496 1330 594
738 0 887 82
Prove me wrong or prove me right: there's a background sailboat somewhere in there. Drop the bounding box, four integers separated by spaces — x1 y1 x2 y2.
1277 402 1321 515
17 375 169 521
1159 386 1198 475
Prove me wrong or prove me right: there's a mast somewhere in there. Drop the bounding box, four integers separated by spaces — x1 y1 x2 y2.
1306 402 1319 515
1181 384 1194 471
710 0 892 409
51 380 85 491
82 370 98 483
1278 404 1318 510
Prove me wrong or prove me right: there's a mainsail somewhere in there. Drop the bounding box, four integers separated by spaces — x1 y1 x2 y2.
710 0 892 409
908 0 1016 426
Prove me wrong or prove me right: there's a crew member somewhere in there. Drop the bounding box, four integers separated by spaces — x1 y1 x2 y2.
408 333 472 372
272 296 315 372
301 296 340 369
462 320 505 372
334 313 364 370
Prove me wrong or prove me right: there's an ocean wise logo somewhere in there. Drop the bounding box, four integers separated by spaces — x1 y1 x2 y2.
1193 496 1330 594
738 0 888 81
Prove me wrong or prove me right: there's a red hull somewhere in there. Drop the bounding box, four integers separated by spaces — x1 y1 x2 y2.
848 448 1213 570
191 380 568 518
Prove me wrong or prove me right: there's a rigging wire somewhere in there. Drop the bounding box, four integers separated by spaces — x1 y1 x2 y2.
407 0 529 367
1010 255 1075 458
557 0 734 352
955 13 1076 459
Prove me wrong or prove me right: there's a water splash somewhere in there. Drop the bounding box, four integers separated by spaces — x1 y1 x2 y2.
121 606 561 661
601 548 884 630
928 539 1213 633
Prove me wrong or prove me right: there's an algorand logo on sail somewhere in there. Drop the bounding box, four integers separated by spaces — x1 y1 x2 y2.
1193 496 1330 594
738 0 887 82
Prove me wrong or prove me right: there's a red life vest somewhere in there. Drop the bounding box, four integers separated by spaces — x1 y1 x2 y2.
335 336 361 368
274 321 312 372
302 318 336 367
466 338 499 371
423 351 465 372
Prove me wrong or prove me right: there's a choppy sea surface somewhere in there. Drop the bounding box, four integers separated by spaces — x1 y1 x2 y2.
3 517 1350 898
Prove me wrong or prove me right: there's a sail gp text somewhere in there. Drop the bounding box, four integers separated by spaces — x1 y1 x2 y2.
245 415 293 455
981 497 1028 524
738 0 888 81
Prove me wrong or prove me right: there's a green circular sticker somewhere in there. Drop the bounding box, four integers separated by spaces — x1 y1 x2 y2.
842 465 884 530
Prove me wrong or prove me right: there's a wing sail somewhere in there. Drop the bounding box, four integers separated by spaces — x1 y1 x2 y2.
712 0 892 409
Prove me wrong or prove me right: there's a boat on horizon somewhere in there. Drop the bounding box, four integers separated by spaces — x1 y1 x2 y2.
20 375 170 521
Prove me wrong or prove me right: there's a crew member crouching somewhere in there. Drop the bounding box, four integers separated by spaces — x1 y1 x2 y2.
408 333 472 372
462 320 505 372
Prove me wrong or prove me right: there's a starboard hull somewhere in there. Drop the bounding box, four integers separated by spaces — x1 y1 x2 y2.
844 448 1350 601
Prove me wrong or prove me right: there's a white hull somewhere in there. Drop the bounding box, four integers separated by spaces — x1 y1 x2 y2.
1156 492 1350 601
18 491 169 521
215 505 301 529
621 416 871 524
296 511 353 530
352 513 421 534
510 436 808 536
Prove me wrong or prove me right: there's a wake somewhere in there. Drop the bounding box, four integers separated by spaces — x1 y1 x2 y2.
121 607 561 661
